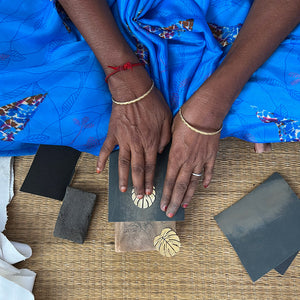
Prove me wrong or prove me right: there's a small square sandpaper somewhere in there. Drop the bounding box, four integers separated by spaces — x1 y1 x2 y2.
54 187 96 244
21 145 81 200
108 144 184 222
215 173 300 282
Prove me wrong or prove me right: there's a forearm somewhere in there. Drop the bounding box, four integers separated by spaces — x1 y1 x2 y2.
59 0 139 73
197 0 300 127
58 0 151 101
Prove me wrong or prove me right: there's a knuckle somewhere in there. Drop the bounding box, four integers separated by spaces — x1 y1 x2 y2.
205 171 213 178
161 195 170 204
132 164 144 175
145 163 155 174
164 179 175 189
168 202 181 212
100 144 110 154
205 168 214 177
190 177 199 184
175 182 188 193
119 157 130 168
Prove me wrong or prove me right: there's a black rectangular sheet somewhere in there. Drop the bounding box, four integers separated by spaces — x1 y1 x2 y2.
20 145 81 200
215 173 300 282
108 145 184 222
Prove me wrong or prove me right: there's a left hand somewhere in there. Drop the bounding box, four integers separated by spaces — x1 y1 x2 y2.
160 91 222 218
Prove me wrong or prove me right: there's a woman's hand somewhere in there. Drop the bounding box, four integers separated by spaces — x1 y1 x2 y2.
160 89 222 217
97 69 172 197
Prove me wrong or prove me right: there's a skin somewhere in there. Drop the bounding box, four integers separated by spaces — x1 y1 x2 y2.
161 0 300 217
59 0 300 217
59 0 172 198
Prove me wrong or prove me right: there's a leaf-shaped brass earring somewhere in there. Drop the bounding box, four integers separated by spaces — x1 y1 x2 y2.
131 186 156 209
153 228 181 257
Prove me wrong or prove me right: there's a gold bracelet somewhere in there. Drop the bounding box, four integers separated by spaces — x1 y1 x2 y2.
179 108 223 135
111 81 154 105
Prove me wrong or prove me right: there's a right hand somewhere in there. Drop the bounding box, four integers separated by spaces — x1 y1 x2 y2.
97 68 172 198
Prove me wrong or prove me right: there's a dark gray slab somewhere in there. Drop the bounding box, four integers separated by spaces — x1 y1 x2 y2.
54 186 96 244
21 145 81 200
275 252 298 275
215 173 300 282
108 144 184 222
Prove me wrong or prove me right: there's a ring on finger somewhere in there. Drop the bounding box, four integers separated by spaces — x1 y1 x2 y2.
191 172 202 177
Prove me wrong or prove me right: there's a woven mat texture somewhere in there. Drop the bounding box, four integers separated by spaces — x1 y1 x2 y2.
5 138 300 300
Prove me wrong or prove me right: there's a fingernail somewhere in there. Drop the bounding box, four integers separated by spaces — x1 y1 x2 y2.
145 189 151 195
96 168 100 174
120 186 127 192
167 213 174 218
204 185 208 189
182 204 188 208
137 194 144 199
161 205 168 212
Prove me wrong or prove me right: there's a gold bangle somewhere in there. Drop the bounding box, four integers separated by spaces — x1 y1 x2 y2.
179 108 223 135
111 81 154 105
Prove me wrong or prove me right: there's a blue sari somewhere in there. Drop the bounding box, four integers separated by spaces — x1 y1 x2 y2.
0 0 299 156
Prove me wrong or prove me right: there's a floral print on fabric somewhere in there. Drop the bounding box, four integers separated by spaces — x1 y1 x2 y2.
135 38 150 65
0 94 47 141
53 0 72 33
142 19 194 39
257 110 300 142
209 23 242 47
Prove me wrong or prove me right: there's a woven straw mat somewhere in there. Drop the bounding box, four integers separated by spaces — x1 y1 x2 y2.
4 138 300 300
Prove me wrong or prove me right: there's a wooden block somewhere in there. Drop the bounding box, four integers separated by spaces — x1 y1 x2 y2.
115 221 176 252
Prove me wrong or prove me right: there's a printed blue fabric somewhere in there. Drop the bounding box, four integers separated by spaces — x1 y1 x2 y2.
0 0 299 156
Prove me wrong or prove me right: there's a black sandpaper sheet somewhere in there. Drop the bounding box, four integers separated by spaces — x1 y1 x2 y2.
215 173 300 282
53 186 96 244
20 145 81 200
108 145 184 222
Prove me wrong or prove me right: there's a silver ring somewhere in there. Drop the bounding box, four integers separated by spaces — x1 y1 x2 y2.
191 172 202 177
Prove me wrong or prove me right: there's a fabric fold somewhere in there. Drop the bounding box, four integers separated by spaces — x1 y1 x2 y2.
0 157 36 299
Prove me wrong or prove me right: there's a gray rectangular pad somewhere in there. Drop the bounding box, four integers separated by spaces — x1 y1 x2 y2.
54 187 96 244
215 173 300 282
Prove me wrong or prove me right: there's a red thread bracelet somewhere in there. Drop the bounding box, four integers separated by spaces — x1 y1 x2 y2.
105 62 145 83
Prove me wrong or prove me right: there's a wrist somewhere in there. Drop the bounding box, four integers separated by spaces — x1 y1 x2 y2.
182 90 224 132
107 65 152 103
101 46 140 75
184 59 251 129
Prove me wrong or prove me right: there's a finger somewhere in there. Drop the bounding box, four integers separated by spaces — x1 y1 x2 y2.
166 167 192 218
158 120 171 154
131 147 145 198
254 143 272 153
202 158 216 188
118 146 131 192
97 135 116 173
144 148 157 195
181 169 203 208
160 157 180 213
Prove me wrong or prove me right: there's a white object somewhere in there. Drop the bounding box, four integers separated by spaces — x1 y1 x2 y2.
0 157 36 300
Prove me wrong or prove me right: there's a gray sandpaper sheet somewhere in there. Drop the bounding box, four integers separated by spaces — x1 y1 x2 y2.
54 186 96 244
275 252 298 275
108 145 184 222
215 173 300 282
